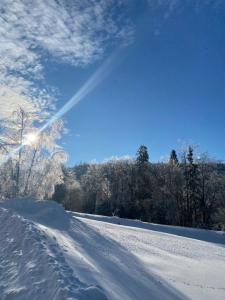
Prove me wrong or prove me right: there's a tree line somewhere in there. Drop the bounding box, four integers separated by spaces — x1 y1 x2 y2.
2 108 224 230
53 145 225 230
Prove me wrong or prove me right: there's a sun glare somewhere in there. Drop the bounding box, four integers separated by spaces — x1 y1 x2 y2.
23 133 38 146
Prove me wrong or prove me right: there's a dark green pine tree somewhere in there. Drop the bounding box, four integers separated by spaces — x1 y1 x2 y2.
187 146 194 164
169 149 179 166
135 145 151 221
136 145 149 166
184 146 201 226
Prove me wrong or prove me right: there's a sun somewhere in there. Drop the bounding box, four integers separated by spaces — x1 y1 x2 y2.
23 133 38 146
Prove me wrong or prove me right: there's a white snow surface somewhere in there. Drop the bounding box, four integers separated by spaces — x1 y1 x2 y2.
0 198 225 300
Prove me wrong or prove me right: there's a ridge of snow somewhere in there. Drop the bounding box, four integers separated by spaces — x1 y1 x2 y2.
1 198 69 229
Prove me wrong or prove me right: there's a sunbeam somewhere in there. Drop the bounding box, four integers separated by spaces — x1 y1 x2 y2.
39 49 121 133
0 49 122 166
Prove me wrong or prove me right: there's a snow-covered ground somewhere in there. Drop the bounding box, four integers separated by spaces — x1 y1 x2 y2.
0 199 225 300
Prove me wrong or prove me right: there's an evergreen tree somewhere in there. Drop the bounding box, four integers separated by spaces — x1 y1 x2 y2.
169 149 179 166
135 145 151 220
136 145 149 166
187 146 194 164
183 147 200 226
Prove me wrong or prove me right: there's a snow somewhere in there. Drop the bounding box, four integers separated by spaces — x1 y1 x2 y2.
0 198 225 300
0 199 107 300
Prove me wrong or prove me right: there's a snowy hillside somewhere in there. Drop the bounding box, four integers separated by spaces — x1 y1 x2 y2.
0 199 225 300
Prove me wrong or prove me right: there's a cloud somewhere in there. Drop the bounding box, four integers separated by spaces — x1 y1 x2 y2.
0 73 55 120
0 0 134 119
2 0 133 66
147 0 225 18
146 0 225 44
1 0 223 121
102 155 134 163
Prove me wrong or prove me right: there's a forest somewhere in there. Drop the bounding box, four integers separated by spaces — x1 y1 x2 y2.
0 108 224 231
53 146 225 230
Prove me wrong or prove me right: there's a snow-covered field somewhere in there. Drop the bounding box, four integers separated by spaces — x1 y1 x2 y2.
0 199 225 300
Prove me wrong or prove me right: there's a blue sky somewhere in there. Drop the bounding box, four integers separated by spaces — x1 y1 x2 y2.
54 1 225 164
1 0 225 164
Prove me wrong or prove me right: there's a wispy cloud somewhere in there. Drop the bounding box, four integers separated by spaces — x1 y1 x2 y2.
2 0 133 66
0 0 133 119
102 155 134 163
148 0 225 18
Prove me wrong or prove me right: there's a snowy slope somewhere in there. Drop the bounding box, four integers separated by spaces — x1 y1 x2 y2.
0 199 225 300
0 199 107 300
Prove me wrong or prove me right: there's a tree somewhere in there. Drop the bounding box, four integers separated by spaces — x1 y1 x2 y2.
183 147 200 226
169 149 179 166
135 145 152 220
136 145 149 166
196 154 225 227
0 107 67 199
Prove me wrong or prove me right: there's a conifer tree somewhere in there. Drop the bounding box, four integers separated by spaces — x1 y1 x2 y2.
135 145 151 220
136 145 149 166
184 147 200 226
169 149 179 166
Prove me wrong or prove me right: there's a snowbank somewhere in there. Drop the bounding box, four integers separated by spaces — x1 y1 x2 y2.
0 199 108 300
1 198 69 229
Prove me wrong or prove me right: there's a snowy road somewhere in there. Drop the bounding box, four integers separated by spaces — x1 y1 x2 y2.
69 214 225 300
0 199 225 300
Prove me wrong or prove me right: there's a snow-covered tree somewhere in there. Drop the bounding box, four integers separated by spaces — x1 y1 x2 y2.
0 107 67 199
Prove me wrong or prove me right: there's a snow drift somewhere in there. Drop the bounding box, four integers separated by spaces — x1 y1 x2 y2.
0 198 225 300
0 199 107 300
